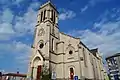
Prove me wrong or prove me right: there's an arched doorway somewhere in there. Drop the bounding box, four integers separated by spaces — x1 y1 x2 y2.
70 68 74 80
32 57 42 80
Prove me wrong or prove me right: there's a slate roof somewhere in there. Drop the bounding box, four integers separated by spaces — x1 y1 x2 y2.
90 48 98 57
2 73 26 77
106 53 120 60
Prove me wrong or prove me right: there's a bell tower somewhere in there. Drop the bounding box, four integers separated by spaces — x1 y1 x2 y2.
37 1 58 25
28 1 59 79
34 0 59 60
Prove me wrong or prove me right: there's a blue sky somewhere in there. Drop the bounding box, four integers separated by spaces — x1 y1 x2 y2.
0 0 120 73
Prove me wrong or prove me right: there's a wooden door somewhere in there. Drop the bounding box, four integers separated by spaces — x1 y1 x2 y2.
36 65 41 80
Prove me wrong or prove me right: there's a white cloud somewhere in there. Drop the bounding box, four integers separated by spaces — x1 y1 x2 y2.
0 1 38 40
13 41 31 73
0 0 10 5
0 8 15 40
13 0 24 4
0 0 40 72
0 23 15 40
98 22 120 34
80 0 111 13
0 8 14 29
59 10 76 20
0 0 24 8
29 1 41 10
80 5 88 13
14 41 31 63
14 4 37 35
68 21 120 57
89 0 111 6
1 8 14 23
0 1 38 72
68 9 120 58
0 41 31 73
0 41 31 63
0 23 15 34
0 9 14 32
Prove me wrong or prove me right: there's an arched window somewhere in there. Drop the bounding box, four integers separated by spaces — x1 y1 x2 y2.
53 11 56 23
41 11 43 22
43 10 46 20
51 10 54 21
52 38 54 51
70 68 74 73
83 48 87 67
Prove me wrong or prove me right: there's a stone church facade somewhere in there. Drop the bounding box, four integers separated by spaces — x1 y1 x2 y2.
27 1 105 80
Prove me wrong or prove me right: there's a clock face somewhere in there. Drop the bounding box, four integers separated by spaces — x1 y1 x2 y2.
38 28 45 36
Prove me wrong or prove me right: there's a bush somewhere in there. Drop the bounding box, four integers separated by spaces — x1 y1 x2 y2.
41 64 51 80
41 73 51 80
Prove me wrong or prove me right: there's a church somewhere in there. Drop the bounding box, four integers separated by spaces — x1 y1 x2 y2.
27 1 106 80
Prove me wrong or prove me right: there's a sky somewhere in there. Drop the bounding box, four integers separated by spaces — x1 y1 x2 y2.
0 0 120 73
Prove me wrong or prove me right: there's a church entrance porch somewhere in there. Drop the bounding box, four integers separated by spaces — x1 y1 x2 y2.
31 57 43 80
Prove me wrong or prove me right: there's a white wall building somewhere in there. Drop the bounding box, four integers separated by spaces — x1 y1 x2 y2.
27 1 105 80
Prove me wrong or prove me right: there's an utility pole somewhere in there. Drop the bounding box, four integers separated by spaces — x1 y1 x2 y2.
0 72 2 80
17 68 19 74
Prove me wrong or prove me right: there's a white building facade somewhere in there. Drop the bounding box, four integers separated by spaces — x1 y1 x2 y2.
27 1 105 80
106 53 120 80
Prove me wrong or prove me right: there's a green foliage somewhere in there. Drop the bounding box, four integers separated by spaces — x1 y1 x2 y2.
41 73 51 80
41 64 51 80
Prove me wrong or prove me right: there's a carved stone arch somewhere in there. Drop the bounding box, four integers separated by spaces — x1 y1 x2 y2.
38 50 45 61
32 57 41 67
65 45 75 56
31 56 43 80
68 65 75 70
66 45 75 52
38 28 45 36
38 40 44 45
31 50 44 67
68 65 75 79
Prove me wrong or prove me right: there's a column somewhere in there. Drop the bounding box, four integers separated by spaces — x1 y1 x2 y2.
33 67 37 80
40 11 43 22
49 10 52 19
45 10 48 19
43 10 46 20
